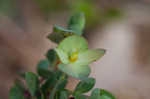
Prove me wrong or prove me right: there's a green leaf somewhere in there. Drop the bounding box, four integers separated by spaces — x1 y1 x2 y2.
68 12 85 35
55 70 66 80
59 90 70 99
41 75 57 94
37 59 54 78
47 25 74 44
55 76 68 90
48 32 65 44
100 89 115 99
74 77 95 95
90 88 101 99
41 70 64 93
41 71 67 99
9 80 25 99
49 73 68 99
49 79 68 99
25 72 39 96
90 88 116 99
74 94 87 99
46 49 59 67
100 95 112 99
58 64 91 79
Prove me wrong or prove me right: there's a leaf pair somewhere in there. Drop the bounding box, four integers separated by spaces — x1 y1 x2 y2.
72 77 115 99
48 12 85 44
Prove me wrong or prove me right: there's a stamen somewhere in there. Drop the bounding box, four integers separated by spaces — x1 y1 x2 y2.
69 51 78 62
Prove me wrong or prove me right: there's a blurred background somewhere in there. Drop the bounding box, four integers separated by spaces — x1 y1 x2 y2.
0 0 150 99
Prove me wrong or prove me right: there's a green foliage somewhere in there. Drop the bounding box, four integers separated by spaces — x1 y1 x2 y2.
99 89 116 99
73 77 95 95
90 88 115 99
74 94 87 99
90 88 101 99
41 75 57 94
47 25 74 44
49 74 68 99
59 90 70 99
25 72 39 96
46 49 59 67
37 59 53 78
9 80 25 99
68 13 85 35
9 13 115 99
48 13 85 44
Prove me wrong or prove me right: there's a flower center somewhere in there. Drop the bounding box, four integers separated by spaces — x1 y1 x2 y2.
69 51 78 63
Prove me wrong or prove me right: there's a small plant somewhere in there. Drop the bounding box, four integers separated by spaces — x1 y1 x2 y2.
9 13 116 99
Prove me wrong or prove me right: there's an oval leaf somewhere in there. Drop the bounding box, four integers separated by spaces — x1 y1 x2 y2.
25 72 39 96
47 25 74 43
68 12 85 35
37 59 54 78
46 49 59 67
90 88 101 99
74 77 95 95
